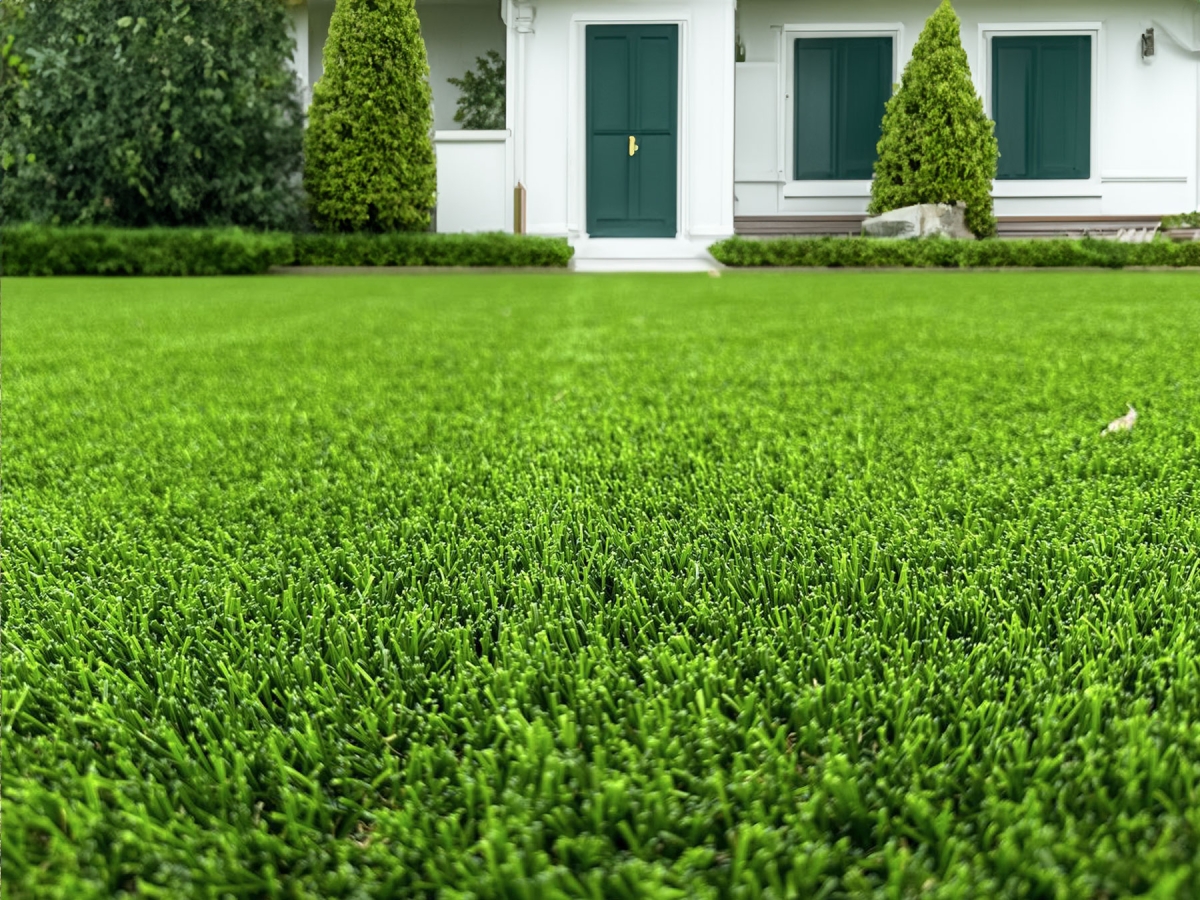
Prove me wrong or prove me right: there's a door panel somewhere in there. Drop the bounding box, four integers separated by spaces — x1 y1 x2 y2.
637 36 676 132
839 40 890 178
589 135 631 227
994 45 1032 178
635 134 675 233
794 46 835 179
586 25 678 237
589 36 630 132
1037 41 1090 178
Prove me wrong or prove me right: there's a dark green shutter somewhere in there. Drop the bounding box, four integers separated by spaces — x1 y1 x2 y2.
994 36 1091 180
794 38 892 180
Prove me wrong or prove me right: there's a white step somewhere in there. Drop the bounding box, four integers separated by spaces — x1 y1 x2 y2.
569 237 722 272
572 257 718 273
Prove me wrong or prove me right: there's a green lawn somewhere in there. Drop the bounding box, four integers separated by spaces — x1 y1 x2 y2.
5 272 1200 898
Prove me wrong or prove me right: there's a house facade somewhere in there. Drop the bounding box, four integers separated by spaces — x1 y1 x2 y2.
290 0 1200 266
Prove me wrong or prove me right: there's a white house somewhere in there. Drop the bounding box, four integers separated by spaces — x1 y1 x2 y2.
290 0 1200 268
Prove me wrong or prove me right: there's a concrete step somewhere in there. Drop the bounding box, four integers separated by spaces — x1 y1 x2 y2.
569 237 721 272
571 257 719 273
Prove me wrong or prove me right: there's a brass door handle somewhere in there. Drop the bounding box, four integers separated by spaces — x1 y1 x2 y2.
628 135 639 157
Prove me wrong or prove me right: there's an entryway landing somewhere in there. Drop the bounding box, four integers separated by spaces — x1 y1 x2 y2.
569 237 722 273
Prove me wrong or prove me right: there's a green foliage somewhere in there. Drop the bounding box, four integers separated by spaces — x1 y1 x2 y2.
870 0 999 238
710 235 1200 268
0 0 303 229
0 225 293 275
0 226 573 273
448 50 506 130
6 272 1200 896
294 231 572 267
1162 212 1200 229
1 5 30 149
304 0 436 232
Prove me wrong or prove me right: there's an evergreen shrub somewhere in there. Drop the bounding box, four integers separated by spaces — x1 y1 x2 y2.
709 236 1200 269
304 0 437 232
870 0 999 238
0 0 303 229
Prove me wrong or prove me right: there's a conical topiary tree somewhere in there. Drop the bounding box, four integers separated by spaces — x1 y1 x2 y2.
304 0 436 232
869 0 998 237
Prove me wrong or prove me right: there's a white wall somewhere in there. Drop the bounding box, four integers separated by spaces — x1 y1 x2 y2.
435 132 511 231
301 0 506 131
512 0 737 239
735 0 1200 218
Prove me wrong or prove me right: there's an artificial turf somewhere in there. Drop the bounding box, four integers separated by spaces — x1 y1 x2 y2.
4 272 1200 898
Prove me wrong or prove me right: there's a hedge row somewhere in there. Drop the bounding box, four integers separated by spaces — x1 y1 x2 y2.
293 231 573 268
1162 212 1200 229
710 236 1200 269
0 227 295 276
0 227 574 275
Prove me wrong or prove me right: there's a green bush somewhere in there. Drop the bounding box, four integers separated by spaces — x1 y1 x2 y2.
293 231 573 267
0 226 294 275
448 50 506 130
0 226 574 274
1162 212 1200 229
870 0 999 238
304 0 437 233
709 235 1200 268
0 0 303 229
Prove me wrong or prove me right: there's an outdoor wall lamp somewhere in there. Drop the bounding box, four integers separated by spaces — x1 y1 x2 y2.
1141 28 1155 60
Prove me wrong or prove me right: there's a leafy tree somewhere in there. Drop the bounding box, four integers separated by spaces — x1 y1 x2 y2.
0 0 303 229
304 0 436 233
870 0 999 237
447 50 506 130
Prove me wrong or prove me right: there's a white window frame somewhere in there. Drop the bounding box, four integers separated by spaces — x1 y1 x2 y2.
978 22 1103 198
779 23 904 199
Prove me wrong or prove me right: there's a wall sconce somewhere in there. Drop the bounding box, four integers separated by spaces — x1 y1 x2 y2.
1141 28 1155 60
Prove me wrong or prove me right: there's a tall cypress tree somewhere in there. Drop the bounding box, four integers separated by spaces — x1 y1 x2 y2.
304 0 436 233
869 0 999 238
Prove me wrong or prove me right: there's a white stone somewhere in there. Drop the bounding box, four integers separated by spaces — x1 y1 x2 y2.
862 203 974 240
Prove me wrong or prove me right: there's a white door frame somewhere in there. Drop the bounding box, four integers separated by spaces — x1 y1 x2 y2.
566 10 691 240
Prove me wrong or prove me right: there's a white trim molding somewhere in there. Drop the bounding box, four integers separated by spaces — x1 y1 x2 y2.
434 129 511 143
779 22 904 199
1099 172 1190 184
978 22 1104 198
782 181 872 198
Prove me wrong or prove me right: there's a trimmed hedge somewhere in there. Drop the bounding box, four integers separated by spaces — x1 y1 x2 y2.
1163 212 1200 230
0 226 294 276
710 236 1200 269
291 232 573 268
0 227 574 275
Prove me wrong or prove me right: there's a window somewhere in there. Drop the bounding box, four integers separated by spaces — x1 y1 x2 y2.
793 37 892 180
992 36 1091 180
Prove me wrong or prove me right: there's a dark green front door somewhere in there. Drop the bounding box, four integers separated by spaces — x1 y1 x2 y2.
586 24 678 237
